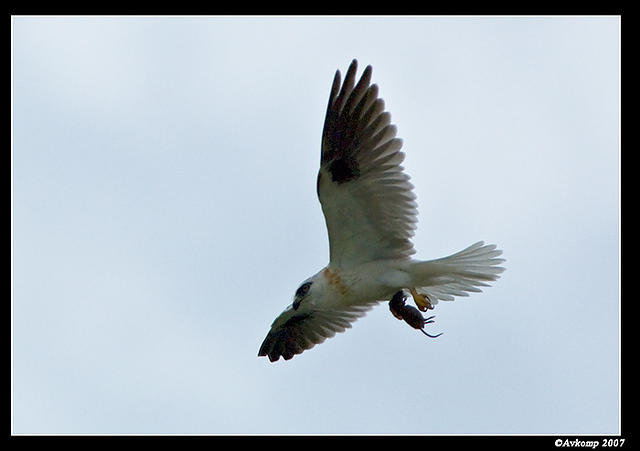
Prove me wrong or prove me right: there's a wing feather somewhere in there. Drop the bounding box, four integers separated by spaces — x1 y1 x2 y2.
257 305 376 362
318 59 418 267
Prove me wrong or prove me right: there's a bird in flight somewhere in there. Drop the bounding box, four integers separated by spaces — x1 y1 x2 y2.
258 59 505 362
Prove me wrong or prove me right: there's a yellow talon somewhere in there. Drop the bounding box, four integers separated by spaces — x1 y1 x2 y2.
410 288 433 312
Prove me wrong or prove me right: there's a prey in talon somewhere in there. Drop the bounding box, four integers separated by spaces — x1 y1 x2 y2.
389 290 443 338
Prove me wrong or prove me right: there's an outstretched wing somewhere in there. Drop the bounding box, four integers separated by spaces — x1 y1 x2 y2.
258 304 376 362
318 59 418 268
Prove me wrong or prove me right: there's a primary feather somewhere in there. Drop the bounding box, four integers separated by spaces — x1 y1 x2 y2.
318 59 417 267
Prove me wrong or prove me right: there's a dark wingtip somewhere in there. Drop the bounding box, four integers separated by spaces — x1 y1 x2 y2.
258 335 273 360
348 59 373 79
258 344 281 363
362 64 372 80
345 59 358 78
257 328 290 363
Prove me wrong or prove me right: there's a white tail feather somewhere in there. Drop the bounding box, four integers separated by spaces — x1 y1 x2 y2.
408 241 505 305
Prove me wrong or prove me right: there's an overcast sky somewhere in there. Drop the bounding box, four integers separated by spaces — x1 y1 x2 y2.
12 16 620 435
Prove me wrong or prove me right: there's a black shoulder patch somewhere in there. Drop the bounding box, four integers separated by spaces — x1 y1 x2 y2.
319 60 371 186
328 155 360 184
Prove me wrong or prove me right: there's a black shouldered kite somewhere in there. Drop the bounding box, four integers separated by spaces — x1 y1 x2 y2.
258 59 505 362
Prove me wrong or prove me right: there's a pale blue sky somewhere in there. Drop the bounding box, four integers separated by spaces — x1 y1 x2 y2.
12 16 620 434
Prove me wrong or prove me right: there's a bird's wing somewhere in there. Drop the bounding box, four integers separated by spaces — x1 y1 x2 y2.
258 303 377 362
318 59 418 268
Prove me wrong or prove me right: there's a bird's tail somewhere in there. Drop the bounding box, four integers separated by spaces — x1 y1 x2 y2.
407 241 505 305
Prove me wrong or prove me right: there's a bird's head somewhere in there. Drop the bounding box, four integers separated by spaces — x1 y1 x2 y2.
258 267 373 362
269 273 323 329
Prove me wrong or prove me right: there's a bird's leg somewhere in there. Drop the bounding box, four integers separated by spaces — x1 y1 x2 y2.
409 287 433 312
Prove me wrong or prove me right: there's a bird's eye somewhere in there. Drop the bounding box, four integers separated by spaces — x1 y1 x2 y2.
293 282 312 309
295 282 311 298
